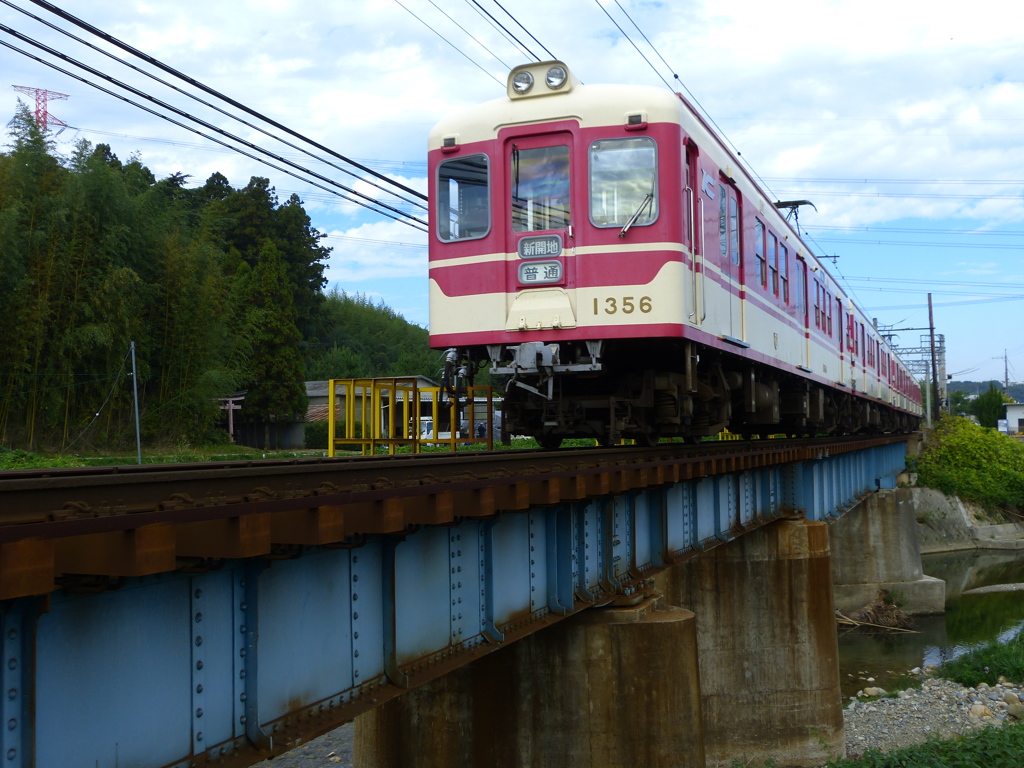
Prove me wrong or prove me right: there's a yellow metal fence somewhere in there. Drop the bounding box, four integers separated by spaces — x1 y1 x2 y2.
326 378 494 456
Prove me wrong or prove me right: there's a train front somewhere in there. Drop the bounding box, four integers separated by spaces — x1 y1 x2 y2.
427 62 689 447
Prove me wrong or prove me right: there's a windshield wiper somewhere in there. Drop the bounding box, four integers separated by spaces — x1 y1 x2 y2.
619 192 654 238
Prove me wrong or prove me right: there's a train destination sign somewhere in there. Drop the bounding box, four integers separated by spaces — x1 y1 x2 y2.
518 260 562 285
518 234 563 259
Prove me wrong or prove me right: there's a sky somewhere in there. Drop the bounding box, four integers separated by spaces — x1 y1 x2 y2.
2 0 1023 385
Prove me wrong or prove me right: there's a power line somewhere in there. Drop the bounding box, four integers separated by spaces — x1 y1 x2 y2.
490 0 556 60
425 0 513 70
2 0 428 215
24 0 427 202
0 34 428 231
392 0 505 87
464 0 538 62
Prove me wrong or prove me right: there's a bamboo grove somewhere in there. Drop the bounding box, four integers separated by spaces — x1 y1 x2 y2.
0 104 438 451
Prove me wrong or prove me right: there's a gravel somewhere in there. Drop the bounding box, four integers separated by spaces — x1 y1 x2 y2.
843 676 1024 759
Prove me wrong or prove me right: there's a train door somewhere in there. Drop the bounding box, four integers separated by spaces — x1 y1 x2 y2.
684 143 702 325
795 257 810 369
504 133 576 332
721 184 743 341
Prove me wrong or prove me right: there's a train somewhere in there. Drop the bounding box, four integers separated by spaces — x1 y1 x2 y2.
427 61 922 448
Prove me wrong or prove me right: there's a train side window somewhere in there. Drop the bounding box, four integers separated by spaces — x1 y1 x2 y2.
512 145 570 232
588 137 657 228
719 191 728 259
795 257 806 322
827 293 833 337
729 195 739 265
437 154 490 242
813 279 821 329
754 219 766 287
768 232 779 296
779 246 789 304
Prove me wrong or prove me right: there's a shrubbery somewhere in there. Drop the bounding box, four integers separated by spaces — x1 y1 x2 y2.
915 415 1024 514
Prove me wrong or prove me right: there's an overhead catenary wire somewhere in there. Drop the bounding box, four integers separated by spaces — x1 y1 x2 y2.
1 0 428 214
392 0 505 87
425 0 514 70
489 0 556 60
464 0 538 62
24 0 427 202
0 35 428 231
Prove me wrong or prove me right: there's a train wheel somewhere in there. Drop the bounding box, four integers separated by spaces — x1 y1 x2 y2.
537 434 563 450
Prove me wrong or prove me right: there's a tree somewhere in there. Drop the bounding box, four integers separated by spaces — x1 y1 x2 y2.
241 242 308 445
972 384 1009 429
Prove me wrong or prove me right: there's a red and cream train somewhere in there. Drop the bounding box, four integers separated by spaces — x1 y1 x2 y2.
427 61 922 447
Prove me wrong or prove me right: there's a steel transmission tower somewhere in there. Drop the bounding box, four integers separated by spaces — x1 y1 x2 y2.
12 85 70 132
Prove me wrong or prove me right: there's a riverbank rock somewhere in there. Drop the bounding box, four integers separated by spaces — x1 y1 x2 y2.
843 677 1024 758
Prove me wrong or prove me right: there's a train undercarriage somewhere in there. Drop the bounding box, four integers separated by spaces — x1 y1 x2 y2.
448 339 918 448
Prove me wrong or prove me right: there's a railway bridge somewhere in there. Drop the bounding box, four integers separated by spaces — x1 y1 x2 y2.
0 436 920 768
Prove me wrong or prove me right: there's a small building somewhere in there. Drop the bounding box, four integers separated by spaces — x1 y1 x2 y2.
1005 403 1024 435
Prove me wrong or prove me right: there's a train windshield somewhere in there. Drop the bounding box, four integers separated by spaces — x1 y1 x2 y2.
588 137 657 228
511 145 571 232
437 154 490 241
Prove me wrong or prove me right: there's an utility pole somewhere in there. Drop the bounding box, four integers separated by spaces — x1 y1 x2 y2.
130 341 142 465
1005 350 1010 393
928 293 939 422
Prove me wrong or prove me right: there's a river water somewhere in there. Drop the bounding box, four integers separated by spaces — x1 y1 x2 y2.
837 549 1024 698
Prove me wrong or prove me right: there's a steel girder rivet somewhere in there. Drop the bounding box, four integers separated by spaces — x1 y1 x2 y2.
6 690 14 701
7 748 15 760
352 574 359 582
5 660 14 671
353 612 359 620
240 693 247 701
240 602 247 611
194 613 202 623
196 708 203 718
352 556 358 564
353 631 359 639
6 630 15 641
239 649 246 657
6 719 15 731
239 670 246 679
354 650 360 658
196 732 203 742
196 684 203 694
239 716 247 725
239 625 246 634
354 670 360 678
196 660 204 671
194 637 203 647
194 589 202 598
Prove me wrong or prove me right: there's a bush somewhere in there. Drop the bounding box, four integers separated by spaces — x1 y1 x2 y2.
936 632 1024 688
821 721 1024 767
915 415 1024 514
304 421 345 450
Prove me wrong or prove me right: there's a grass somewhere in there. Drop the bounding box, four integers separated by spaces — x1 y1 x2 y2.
730 723 1024 768
824 722 1024 767
935 631 1024 688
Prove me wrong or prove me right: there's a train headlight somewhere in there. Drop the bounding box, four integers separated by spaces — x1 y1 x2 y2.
545 65 567 89
512 71 534 94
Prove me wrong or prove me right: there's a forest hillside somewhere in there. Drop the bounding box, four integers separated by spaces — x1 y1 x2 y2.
0 105 437 451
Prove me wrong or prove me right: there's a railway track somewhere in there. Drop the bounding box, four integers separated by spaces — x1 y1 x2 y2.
0 435 911 599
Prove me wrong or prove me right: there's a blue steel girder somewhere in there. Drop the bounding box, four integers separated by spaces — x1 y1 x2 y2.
11 440 908 768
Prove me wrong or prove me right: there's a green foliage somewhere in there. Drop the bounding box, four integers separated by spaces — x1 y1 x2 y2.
0 109 437 452
0 446 83 470
305 290 440 380
936 632 1024 688
915 415 1024 514
972 383 1011 428
821 722 1024 767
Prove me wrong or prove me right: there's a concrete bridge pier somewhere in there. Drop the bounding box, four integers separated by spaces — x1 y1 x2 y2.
830 488 945 615
656 518 845 768
354 598 705 768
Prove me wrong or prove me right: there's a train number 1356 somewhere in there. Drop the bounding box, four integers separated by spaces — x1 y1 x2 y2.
593 296 653 315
